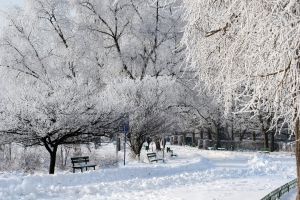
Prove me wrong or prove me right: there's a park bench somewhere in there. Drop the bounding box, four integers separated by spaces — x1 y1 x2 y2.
147 153 163 163
166 147 177 157
207 146 215 150
71 156 96 173
258 151 270 154
217 147 226 151
258 148 270 154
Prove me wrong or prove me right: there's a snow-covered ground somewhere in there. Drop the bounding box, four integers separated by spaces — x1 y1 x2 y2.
0 145 296 200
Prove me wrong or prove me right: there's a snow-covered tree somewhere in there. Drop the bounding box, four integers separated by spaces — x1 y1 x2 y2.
73 0 183 80
0 77 125 174
183 0 300 197
112 76 176 159
72 0 185 157
0 0 125 174
0 0 186 172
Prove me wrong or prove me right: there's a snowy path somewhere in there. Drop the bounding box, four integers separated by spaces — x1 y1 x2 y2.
0 146 296 200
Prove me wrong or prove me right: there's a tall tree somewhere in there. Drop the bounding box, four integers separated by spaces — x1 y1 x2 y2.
183 0 300 197
73 0 184 157
74 0 183 80
0 0 125 174
122 76 176 158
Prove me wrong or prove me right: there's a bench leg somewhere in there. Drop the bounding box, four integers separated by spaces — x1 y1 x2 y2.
81 168 83 173
73 168 75 173
93 166 95 170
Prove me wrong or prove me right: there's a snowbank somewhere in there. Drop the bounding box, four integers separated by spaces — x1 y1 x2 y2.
0 145 296 200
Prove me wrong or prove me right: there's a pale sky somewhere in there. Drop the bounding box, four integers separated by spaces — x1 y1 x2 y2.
0 0 23 8
0 0 23 28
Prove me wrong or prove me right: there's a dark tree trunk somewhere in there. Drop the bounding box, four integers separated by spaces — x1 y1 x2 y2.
200 130 204 140
231 122 234 141
49 146 58 174
270 132 275 152
259 114 269 149
207 128 212 140
252 132 256 141
146 137 151 146
192 132 196 146
42 138 58 175
239 130 246 142
162 138 166 149
216 128 221 148
183 133 187 146
264 132 269 149
155 139 161 151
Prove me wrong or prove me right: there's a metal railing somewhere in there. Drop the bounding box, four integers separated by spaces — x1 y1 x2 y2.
260 178 297 200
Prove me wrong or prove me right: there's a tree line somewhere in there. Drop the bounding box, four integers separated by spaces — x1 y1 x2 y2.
0 0 293 175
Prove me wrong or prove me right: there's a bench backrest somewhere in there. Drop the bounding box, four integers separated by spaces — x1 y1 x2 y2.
147 153 157 159
71 156 89 166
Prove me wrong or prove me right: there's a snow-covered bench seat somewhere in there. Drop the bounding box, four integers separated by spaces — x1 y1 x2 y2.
147 153 163 163
71 156 96 173
258 148 270 154
258 151 270 154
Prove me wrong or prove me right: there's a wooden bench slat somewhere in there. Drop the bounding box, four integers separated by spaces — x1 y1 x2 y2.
72 159 89 163
71 156 89 160
147 153 163 163
71 156 96 173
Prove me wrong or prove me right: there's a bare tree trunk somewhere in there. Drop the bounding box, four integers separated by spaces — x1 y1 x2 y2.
183 133 187 146
192 132 196 146
200 129 204 140
231 119 234 141
270 132 275 152
215 126 221 148
207 128 212 140
259 114 269 149
264 132 269 149
8 143 12 161
295 118 300 200
49 146 58 174
155 139 161 151
252 132 256 141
